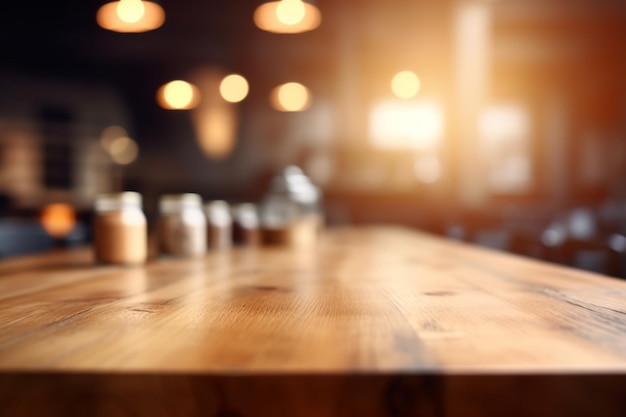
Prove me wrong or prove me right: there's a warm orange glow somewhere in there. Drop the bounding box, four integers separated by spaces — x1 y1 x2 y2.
157 80 200 110
40 204 76 238
414 155 442 183
96 1 165 33
478 105 530 143
100 125 128 152
276 0 306 25
391 71 421 99
254 1 321 34
191 67 239 159
478 105 532 193
369 100 444 149
219 74 249 103
100 125 139 164
109 136 139 165
270 82 311 112
117 0 145 23
194 107 237 159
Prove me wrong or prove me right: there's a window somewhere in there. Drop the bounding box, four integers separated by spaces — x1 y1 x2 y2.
478 104 532 194
369 99 444 150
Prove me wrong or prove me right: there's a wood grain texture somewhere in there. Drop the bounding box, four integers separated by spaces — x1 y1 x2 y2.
0 227 625 416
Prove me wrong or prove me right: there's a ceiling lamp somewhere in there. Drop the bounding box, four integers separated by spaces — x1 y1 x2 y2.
219 74 249 103
254 0 321 34
157 80 201 110
270 82 311 112
97 0 165 33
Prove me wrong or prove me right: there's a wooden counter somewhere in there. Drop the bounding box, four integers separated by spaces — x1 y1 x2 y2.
0 227 625 416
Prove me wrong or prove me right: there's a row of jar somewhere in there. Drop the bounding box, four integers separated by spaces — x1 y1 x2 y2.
93 191 322 265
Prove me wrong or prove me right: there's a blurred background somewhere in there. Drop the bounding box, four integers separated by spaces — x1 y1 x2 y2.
0 0 624 276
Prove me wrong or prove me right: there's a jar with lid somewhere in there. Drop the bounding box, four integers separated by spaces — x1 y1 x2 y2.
158 193 207 258
260 173 298 245
260 166 322 245
232 203 260 246
282 165 324 230
93 192 147 265
204 200 232 249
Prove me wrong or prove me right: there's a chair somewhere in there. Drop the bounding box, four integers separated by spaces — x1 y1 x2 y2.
558 238 624 278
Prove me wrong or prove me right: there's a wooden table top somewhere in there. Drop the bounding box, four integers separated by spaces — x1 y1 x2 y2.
1 227 625 417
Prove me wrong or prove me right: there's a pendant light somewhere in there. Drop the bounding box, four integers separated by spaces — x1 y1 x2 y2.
156 80 201 110
219 74 250 103
254 0 321 34
97 0 165 33
270 82 311 112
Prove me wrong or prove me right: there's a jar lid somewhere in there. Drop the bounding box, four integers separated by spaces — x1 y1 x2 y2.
232 203 259 227
283 165 304 178
159 193 202 212
204 200 231 224
95 192 142 211
159 193 202 205
205 200 229 211
96 192 142 204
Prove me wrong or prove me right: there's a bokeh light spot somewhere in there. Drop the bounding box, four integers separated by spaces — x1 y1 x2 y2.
100 125 128 153
391 71 421 99
270 82 311 112
97 0 164 33
40 204 76 238
219 74 249 103
253 1 321 34
117 0 145 23
276 0 306 25
157 80 200 110
109 137 139 165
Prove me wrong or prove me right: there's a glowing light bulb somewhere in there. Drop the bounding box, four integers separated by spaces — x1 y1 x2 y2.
391 71 421 99
157 80 200 110
276 0 306 25
97 1 165 33
117 0 145 24
253 1 321 34
219 74 249 103
270 82 311 112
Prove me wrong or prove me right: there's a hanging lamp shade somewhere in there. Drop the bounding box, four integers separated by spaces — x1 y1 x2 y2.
254 0 321 34
97 0 165 33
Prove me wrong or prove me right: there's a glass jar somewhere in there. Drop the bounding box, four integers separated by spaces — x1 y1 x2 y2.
94 192 147 265
261 166 323 245
283 165 324 230
232 203 260 246
204 200 232 249
260 173 298 244
158 194 207 258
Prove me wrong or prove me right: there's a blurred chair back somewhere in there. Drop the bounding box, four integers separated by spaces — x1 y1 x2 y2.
0 220 54 258
558 238 624 278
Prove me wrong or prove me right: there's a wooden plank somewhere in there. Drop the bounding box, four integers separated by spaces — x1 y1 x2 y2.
0 227 625 416
0 373 625 417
